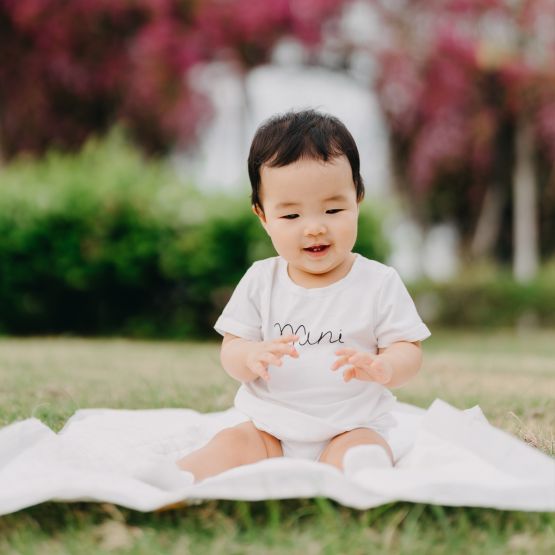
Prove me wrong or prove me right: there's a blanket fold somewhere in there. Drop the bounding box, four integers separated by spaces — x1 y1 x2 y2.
0 399 553 515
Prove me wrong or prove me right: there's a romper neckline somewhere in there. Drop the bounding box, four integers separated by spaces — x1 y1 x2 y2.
278 253 361 296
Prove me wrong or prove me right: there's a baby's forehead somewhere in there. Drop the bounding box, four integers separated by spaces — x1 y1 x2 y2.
274 191 350 206
262 154 347 172
260 156 355 203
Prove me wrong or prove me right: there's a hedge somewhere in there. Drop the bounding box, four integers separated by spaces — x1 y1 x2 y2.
411 265 555 329
0 132 389 337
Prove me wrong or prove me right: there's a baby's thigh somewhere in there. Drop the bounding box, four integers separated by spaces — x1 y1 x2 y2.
318 427 392 467
232 421 283 459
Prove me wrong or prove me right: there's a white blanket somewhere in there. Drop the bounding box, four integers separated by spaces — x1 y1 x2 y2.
0 399 553 515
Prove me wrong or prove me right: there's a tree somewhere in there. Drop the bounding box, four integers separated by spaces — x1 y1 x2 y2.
0 0 349 159
361 0 555 280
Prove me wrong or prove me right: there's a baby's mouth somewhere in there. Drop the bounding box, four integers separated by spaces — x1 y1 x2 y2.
304 244 330 253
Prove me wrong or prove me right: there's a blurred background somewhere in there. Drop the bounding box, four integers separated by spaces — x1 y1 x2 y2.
1 0 554 338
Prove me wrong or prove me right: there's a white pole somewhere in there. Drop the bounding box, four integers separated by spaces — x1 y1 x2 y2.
512 118 539 283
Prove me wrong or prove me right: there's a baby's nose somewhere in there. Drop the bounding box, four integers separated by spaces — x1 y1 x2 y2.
304 221 327 236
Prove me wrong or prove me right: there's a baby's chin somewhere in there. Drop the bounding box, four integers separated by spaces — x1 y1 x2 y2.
296 264 340 278
304 266 334 275
295 261 341 276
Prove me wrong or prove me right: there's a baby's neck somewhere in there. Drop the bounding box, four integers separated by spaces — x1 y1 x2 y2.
287 253 356 289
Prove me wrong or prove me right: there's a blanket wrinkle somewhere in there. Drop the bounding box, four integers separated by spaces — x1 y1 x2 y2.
0 399 553 515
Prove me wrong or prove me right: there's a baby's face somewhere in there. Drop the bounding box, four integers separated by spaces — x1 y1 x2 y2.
254 155 359 287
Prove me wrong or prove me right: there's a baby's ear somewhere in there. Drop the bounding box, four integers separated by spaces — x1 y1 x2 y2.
252 204 270 235
252 204 267 223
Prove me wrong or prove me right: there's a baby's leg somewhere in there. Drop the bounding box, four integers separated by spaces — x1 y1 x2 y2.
176 421 283 482
318 427 393 470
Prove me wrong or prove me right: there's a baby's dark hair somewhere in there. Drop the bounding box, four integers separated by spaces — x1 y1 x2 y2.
248 109 365 211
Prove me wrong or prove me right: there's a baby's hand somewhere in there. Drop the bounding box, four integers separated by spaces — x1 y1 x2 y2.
331 348 393 385
246 334 299 382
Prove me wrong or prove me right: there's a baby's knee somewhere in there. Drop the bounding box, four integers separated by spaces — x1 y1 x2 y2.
319 427 392 468
212 425 267 461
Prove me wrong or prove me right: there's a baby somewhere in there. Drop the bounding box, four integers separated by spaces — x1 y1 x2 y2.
176 109 430 483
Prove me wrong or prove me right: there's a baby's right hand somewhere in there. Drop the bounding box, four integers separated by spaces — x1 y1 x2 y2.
246 334 300 381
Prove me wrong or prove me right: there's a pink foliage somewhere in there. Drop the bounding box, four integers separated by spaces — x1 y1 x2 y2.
193 0 343 64
370 0 555 194
194 0 291 56
410 113 470 191
0 0 349 157
376 50 423 135
446 0 506 15
420 29 477 121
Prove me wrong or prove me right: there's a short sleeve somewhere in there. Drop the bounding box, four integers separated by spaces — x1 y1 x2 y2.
213 262 263 341
374 267 431 348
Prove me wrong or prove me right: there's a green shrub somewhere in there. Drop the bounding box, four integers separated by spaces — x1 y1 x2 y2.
410 263 555 329
0 132 389 337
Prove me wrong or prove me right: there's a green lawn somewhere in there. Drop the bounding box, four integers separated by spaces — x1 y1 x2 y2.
0 330 554 554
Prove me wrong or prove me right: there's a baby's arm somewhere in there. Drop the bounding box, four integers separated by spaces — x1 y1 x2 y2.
221 332 299 383
332 341 423 388
377 341 422 388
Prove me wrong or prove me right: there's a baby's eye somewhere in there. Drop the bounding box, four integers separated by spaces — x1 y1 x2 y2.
326 209 344 214
281 214 299 220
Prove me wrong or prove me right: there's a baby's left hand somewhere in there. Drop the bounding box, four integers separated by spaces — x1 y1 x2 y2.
331 348 393 384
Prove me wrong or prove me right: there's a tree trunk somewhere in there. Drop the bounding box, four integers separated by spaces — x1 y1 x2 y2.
512 119 539 282
470 181 504 259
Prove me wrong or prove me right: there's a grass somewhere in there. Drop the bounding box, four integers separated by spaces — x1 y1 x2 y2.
0 329 554 554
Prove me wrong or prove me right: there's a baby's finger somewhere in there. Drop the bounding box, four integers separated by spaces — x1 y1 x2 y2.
348 352 373 367
269 343 299 358
334 347 357 357
259 352 282 367
252 362 270 381
274 334 299 344
343 366 369 382
343 366 356 382
330 354 352 371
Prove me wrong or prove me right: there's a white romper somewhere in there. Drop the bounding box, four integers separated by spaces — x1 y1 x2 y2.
214 253 431 461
